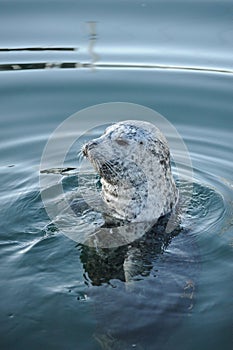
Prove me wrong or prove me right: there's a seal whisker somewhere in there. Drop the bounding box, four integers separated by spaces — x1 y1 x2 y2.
103 160 128 188
77 149 84 162
104 160 120 178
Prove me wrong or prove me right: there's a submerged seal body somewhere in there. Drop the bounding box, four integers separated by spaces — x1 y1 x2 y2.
82 120 178 223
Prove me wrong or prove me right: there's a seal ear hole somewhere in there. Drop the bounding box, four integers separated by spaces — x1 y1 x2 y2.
115 139 129 146
139 141 144 145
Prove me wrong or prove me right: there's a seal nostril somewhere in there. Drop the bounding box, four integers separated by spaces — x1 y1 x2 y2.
88 141 98 150
82 141 98 157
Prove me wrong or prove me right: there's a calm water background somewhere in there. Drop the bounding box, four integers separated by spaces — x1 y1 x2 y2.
0 1 232 349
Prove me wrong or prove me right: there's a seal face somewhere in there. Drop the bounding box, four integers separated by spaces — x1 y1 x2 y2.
82 120 178 222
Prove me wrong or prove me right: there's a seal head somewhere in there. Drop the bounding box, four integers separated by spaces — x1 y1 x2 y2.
82 120 178 222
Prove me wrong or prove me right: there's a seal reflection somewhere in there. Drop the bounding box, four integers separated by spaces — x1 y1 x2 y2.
78 213 180 286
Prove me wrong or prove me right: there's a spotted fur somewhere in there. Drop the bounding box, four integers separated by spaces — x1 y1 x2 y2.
82 120 178 222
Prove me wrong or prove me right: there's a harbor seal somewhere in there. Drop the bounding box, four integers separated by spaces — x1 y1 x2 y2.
82 120 178 223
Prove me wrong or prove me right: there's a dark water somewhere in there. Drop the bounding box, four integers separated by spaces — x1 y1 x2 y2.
0 1 233 349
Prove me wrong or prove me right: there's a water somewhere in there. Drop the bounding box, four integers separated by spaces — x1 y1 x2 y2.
0 1 233 349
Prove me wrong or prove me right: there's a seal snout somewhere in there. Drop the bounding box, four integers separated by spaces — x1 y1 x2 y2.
82 140 98 157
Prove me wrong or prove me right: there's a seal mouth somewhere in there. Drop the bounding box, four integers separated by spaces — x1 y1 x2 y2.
82 140 120 181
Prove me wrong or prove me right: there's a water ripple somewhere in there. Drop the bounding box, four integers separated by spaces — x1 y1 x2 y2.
0 61 232 75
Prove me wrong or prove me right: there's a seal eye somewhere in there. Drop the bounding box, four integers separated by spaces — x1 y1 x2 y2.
115 139 129 146
139 141 144 145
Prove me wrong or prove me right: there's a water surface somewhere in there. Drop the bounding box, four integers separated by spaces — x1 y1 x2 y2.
0 1 232 349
